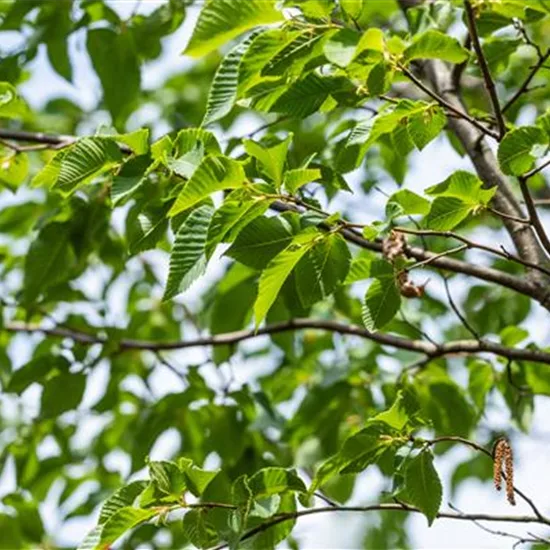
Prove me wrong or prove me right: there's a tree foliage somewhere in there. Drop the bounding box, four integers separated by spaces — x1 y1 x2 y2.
1 0 550 548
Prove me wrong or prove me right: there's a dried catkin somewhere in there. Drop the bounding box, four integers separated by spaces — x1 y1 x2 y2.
382 230 406 262
493 438 515 506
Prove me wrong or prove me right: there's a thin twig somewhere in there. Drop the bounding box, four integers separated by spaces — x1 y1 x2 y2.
487 206 530 225
405 244 468 272
518 175 550 258
399 65 500 140
443 276 480 340
464 0 507 139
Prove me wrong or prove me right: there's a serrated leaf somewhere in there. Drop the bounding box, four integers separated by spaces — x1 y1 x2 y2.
206 193 271 258
283 168 321 194
202 32 261 127
402 451 442 525
164 203 214 301
362 263 400 331
468 360 494 413
425 196 474 230
403 30 469 64
169 155 245 216
425 170 495 205
408 107 447 150
56 137 122 193
184 0 284 58
182 509 218 548
99 481 148 525
248 468 306 498
244 135 292 187
497 126 548 175
96 507 157 549
295 233 351 307
254 231 319 326
226 215 293 269
111 154 152 205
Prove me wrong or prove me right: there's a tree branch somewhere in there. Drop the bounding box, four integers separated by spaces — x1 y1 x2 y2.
208 502 550 550
5 318 550 365
518 175 550 259
463 0 507 139
399 64 500 140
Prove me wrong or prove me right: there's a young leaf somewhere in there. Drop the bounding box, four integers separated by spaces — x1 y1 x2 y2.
402 450 442 526
164 203 214 301
388 189 430 216
0 82 29 119
403 30 469 64
244 135 292 187
0 152 29 191
283 168 321 194
183 0 283 58
407 106 447 150
254 231 319 326
168 155 245 216
497 126 548 175
323 28 359 68
425 196 474 231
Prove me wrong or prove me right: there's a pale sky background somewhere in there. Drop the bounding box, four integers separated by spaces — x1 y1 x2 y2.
1 1 549 549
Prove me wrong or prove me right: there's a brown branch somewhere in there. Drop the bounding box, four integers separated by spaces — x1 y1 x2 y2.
502 50 550 114
208 503 550 550
270 201 547 307
399 64 500 140
518 175 550 259
5 318 550 365
394 226 550 278
463 0 507 139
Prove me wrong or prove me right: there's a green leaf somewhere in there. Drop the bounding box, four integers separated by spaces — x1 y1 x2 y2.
248 468 306 498
388 189 430 215
497 126 548 175
244 135 292 187
0 82 28 119
41 373 86 418
425 170 496 205
202 32 260 127
373 391 411 431
180 459 220 497
468 360 494 413
0 152 28 190
168 155 245 216
7 355 70 395
164 203 214 301
56 137 123 193
425 196 475 230
283 168 321 194
254 231 319 326
295 234 351 307
111 154 152 205
403 30 469 64
182 509 218 548
226 215 293 269
23 222 76 303
99 481 148 524
323 28 359 68
402 451 442 526
183 0 284 58
148 460 187 500
206 191 271 257
96 507 157 549
407 106 447 150
362 262 400 331
87 28 141 128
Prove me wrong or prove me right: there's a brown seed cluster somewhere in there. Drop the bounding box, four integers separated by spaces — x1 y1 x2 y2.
493 438 515 506
382 231 426 299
